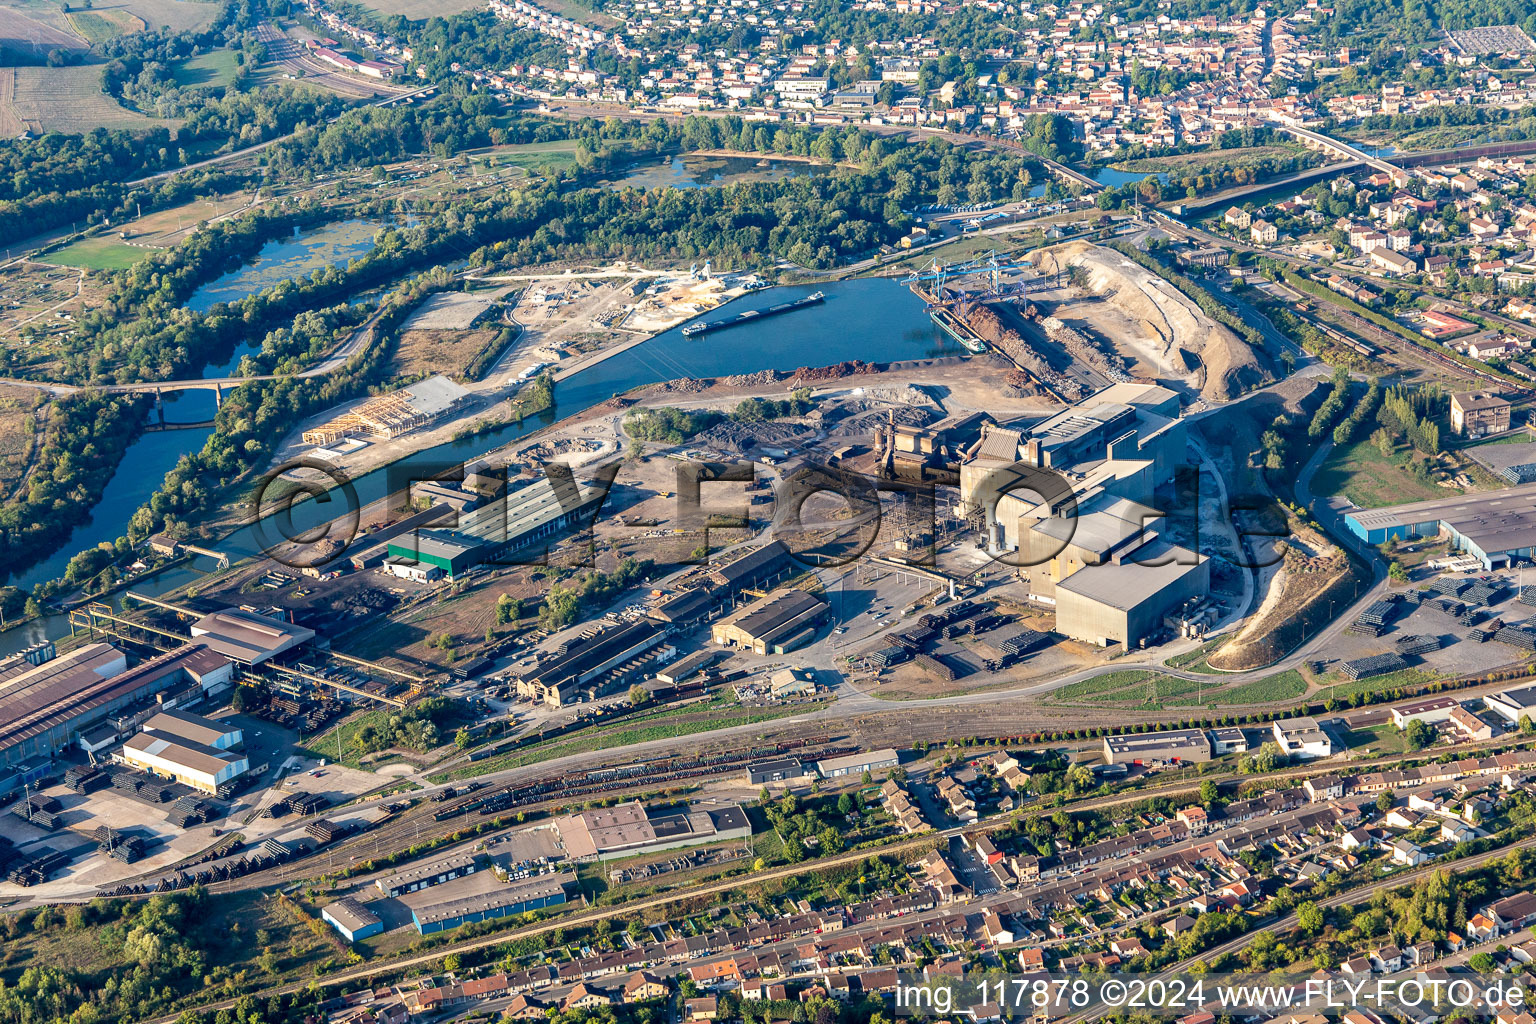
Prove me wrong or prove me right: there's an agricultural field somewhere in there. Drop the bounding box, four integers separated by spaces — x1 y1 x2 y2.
0 0 89 64
43 235 153 271
65 7 145 43
100 0 217 33
4 65 175 135
172 47 239 87
0 70 18 136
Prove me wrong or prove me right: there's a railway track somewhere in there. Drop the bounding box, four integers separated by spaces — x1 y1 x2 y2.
98 737 854 896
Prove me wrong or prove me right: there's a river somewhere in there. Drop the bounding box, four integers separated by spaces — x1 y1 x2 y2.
2 221 388 594
0 277 959 653
1089 166 1170 188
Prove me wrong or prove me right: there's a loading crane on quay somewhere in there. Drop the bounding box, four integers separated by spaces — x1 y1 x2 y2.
899 251 1035 309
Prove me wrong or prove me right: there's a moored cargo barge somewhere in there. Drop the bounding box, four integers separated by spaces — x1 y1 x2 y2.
681 291 825 337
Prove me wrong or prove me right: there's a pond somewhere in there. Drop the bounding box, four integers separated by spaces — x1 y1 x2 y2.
605 153 834 190
187 219 387 375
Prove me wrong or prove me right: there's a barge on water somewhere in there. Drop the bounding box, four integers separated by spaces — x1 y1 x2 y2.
681 291 825 337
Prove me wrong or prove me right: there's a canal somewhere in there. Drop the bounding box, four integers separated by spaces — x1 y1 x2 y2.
0 277 961 651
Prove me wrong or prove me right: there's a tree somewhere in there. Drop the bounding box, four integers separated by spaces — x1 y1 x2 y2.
539 582 580 631
1404 717 1433 750
628 684 648 706
1297 901 1325 936
1199 780 1219 807
1066 764 1095 793
1520 713 1535 737
495 593 517 625
454 727 472 750
837 792 854 815
1376 791 1395 814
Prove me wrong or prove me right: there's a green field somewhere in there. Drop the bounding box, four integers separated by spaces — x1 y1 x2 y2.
1179 669 1307 706
173 48 239 87
1312 436 1459 509
354 0 482 19
1319 667 1436 703
44 237 152 271
1051 670 1158 701
475 139 585 172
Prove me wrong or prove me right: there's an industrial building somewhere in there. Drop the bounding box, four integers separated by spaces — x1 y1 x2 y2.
1271 716 1336 760
653 649 721 686
407 870 574 935
376 853 483 897
746 756 815 785
1210 727 1249 755
957 384 1207 649
1450 391 1512 437
384 532 478 581
0 642 231 775
303 375 470 445
767 668 816 699
814 748 900 778
514 620 675 707
1485 684 1536 724
553 801 751 860
1343 484 1536 568
121 707 249 794
1390 696 1462 729
1102 730 1212 765
121 732 249 794
384 473 613 580
710 589 828 655
1053 538 1210 650
142 708 242 749
190 608 315 665
650 542 794 629
321 897 384 942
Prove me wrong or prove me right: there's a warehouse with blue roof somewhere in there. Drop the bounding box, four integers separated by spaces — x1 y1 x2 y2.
1343 483 1536 569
